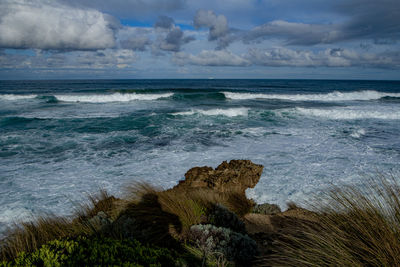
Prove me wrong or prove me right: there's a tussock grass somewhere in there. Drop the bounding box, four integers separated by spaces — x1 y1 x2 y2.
265 175 400 267
0 216 89 261
124 182 254 237
0 189 116 261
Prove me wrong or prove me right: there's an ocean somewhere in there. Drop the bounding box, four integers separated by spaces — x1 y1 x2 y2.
1 79 400 234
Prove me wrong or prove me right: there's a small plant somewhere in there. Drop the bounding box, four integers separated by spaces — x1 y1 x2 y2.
208 204 246 233
188 224 258 264
1 236 176 266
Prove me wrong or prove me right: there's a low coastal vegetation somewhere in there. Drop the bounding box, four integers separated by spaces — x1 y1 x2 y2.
1 161 400 266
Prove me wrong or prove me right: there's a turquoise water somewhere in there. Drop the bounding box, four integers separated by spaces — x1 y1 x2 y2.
1 79 400 234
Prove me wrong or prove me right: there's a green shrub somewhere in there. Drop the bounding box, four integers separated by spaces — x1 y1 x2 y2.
1 236 176 267
208 204 246 233
188 224 258 263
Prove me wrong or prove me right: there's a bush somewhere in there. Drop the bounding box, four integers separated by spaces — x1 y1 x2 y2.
188 224 258 263
208 204 246 233
1 236 176 267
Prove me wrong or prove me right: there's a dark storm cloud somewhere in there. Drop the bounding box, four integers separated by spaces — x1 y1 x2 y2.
0 0 119 50
158 27 195 52
246 47 400 68
153 16 195 52
336 0 400 43
194 10 236 49
244 0 400 46
154 15 175 29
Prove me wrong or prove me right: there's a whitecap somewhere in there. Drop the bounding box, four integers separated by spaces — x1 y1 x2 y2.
295 107 400 120
55 92 173 103
0 94 37 100
223 90 400 102
350 128 366 138
172 108 248 117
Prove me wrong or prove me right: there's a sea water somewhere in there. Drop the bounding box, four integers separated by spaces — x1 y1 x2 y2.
1 79 400 234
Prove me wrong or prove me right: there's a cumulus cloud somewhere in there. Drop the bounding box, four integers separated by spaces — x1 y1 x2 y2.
158 27 194 52
246 47 400 68
194 10 234 48
173 50 250 66
62 0 186 19
0 0 119 50
153 16 194 52
118 27 152 51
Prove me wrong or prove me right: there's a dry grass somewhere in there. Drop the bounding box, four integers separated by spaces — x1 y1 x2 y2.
264 175 400 267
0 189 117 261
75 189 126 221
1 182 255 261
123 182 254 238
0 216 90 261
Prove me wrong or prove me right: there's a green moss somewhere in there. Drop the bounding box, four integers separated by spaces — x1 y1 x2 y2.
1 236 176 267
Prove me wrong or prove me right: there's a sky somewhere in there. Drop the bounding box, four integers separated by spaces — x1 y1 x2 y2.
0 0 399 80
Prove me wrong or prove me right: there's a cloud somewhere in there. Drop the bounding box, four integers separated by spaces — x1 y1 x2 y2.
0 49 137 70
62 0 186 19
75 49 137 69
194 10 234 48
153 16 195 52
244 0 400 46
245 20 342 45
154 15 175 29
246 47 400 68
158 27 194 52
0 0 119 50
173 50 250 66
336 0 400 43
118 27 152 51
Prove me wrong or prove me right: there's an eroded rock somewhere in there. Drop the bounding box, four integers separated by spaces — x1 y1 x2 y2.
174 160 263 196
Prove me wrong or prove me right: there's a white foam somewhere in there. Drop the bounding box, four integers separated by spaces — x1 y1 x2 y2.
296 107 400 120
350 128 366 138
223 90 400 102
55 93 173 103
0 94 37 100
172 108 248 117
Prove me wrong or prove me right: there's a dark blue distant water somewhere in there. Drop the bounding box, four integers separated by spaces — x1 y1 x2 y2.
1 79 400 234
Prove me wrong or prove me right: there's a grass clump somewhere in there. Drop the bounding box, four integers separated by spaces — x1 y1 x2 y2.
266 176 400 266
0 189 121 262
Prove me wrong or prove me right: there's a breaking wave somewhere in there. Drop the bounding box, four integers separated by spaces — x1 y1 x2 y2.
172 108 248 117
55 93 173 103
223 90 400 102
0 94 37 100
296 107 400 120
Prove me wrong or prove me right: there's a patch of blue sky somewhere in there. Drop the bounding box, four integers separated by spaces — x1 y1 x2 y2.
120 19 153 28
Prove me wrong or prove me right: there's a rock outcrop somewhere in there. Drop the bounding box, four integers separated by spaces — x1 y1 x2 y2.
172 159 264 197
